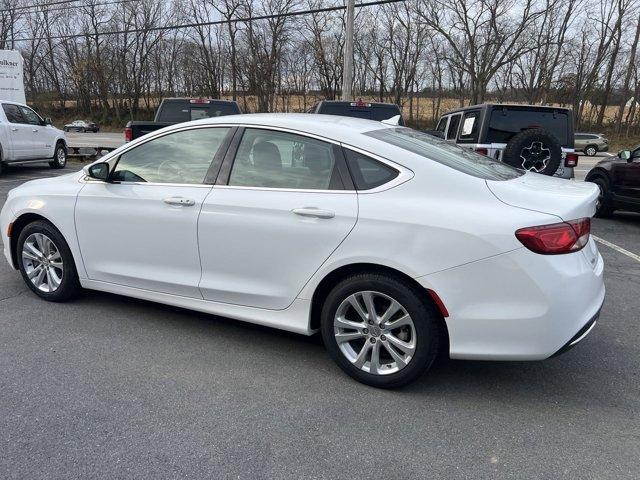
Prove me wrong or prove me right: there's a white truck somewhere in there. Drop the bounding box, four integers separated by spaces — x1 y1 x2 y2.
0 100 67 175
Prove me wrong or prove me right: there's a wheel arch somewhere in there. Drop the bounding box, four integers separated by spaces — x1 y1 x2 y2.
585 167 610 183
9 213 57 269
308 262 450 353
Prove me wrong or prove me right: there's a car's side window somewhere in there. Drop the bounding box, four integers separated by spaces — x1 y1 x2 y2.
228 128 344 190
459 111 480 142
111 127 231 184
435 116 448 132
344 149 399 190
2 104 25 124
19 106 42 126
446 114 462 140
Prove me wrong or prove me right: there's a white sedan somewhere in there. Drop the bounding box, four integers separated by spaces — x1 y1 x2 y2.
0 114 604 387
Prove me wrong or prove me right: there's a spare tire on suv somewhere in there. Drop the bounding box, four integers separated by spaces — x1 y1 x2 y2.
502 128 562 176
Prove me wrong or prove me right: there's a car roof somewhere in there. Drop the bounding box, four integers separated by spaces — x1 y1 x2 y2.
442 103 572 115
186 113 395 144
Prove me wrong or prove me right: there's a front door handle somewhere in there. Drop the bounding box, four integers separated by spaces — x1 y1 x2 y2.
32 128 39 132
163 197 195 207
292 207 335 219
10 127 18 132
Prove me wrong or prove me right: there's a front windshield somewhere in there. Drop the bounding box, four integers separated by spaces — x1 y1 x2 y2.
364 127 523 181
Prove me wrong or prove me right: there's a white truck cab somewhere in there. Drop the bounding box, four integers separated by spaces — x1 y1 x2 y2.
0 101 67 175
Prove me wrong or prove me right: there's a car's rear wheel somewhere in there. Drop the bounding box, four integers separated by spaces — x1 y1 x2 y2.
585 145 598 156
321 273 442 388
49 142 67 169
590 177 614 217
17 221 81 301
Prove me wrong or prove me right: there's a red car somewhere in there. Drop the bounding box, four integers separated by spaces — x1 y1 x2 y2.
586 146 640 217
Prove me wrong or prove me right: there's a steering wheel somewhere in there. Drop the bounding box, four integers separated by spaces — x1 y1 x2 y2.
157 160 186 183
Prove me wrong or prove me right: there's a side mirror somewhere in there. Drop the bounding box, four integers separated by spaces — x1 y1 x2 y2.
618 150 632 161
87 162 110 181
44 117 53 125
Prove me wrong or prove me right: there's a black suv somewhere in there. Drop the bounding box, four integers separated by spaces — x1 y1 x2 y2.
309 100 405 125
586 146 640 217
435 104 579 178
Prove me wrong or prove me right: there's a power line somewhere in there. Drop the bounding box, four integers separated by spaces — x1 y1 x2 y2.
5 0 89 13
13 0 142 15
11 0 404 42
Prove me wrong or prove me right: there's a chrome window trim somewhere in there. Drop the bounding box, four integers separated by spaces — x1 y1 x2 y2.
339 143 414 194
93 121 413 192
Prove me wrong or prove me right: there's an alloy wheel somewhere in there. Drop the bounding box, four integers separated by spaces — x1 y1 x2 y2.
333 291 416 375
519 141 551 172
22 233 64 293
56 146 66 166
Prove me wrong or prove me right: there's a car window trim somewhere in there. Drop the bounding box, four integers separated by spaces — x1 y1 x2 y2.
2 103 27 124
107 124 235 186
216 125 353 191
339 144 414 194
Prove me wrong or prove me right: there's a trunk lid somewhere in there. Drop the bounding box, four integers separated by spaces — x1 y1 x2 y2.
486 172 598 221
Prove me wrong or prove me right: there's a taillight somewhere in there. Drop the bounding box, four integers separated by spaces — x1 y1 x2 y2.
475 147 488 155
515 218 590 255
124 127 132 142
565 153 579 167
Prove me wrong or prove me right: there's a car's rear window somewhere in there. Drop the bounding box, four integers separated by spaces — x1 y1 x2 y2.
156 102 240 122
487 108 570 146
364 127 523 181
317 103 404 125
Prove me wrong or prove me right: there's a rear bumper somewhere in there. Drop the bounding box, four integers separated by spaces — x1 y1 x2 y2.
550 306 600 357
416 240 605 360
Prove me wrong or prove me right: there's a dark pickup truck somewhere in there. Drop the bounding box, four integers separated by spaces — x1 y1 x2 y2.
124 98 241 142
308 100 405 125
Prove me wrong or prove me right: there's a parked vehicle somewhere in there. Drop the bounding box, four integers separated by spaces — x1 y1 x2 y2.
63 120 99 133
586 146 640 217
309 100 405 125
1 114 603 388
435 104 579 178
125 98 241 142
0 101 67 175
575 132 609 156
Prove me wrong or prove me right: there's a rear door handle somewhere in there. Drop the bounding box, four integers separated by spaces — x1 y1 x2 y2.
292 207 335 219
10 128 18 132
32 129 39 132
163 197 195 207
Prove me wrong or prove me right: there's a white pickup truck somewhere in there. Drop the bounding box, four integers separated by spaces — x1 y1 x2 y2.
0 101 67 175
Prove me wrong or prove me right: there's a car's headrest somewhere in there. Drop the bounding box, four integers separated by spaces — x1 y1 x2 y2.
252 141 281 170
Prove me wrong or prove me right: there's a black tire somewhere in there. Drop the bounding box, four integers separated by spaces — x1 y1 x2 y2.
321 273 443 388
16 220 81 302
590 176 614 218
585 145 598 156
49 142 67 169
502 128 562 176
80 128 86 133
63 127 68 132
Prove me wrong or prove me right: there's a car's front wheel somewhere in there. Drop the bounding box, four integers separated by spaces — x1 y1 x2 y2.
49 142 67 169
321 273 443 388
17 221 81 301
590 177 614 217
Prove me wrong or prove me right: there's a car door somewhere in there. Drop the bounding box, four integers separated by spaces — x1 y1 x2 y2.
18 105 50 158
1 103 33 159
75 126 234 297
613 147 640 201
197 127 358 310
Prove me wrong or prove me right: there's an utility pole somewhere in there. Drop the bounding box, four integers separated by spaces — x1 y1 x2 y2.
341 0 355 101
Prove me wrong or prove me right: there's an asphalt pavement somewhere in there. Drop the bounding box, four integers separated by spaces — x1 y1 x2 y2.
0 162 638 479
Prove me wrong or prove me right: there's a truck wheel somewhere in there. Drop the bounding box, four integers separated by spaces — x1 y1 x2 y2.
502 128 562 176
49 142 67 169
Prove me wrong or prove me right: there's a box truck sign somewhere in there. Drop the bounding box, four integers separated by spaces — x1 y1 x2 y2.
0 50 26 103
